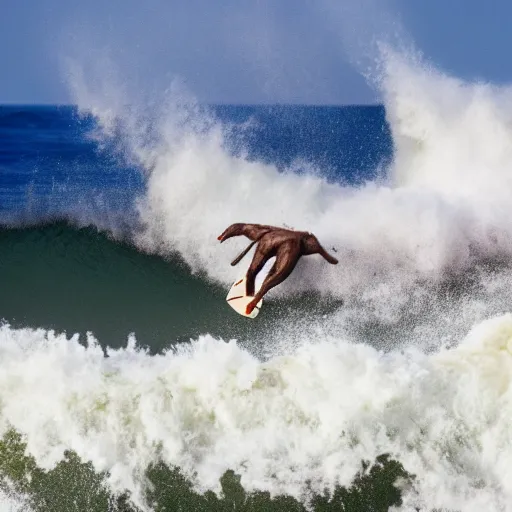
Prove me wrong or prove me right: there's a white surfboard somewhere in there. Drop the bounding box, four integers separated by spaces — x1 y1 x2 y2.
226 276 263 319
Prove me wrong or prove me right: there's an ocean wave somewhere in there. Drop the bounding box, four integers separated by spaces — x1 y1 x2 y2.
1 313 512 510
0 222 346 351
55 47 512 352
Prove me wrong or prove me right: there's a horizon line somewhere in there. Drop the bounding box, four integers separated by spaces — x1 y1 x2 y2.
0 101 384 108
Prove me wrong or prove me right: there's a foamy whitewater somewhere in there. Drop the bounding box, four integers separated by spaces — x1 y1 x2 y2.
3 37 512 511
0 489 31 512
132 61 512 303
67 46 512 346
3 313 512 511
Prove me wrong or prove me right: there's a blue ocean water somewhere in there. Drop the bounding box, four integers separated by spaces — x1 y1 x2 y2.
0 104 390 226
0 105 142 226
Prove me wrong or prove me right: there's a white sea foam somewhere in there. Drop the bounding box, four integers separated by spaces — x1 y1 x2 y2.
65 47 512 344
2 315 512 510
0 488 32 512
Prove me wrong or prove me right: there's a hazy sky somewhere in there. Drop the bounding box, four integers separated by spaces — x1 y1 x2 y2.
2 0 512 105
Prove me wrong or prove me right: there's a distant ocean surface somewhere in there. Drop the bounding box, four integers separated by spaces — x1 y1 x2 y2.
3 55 512 511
